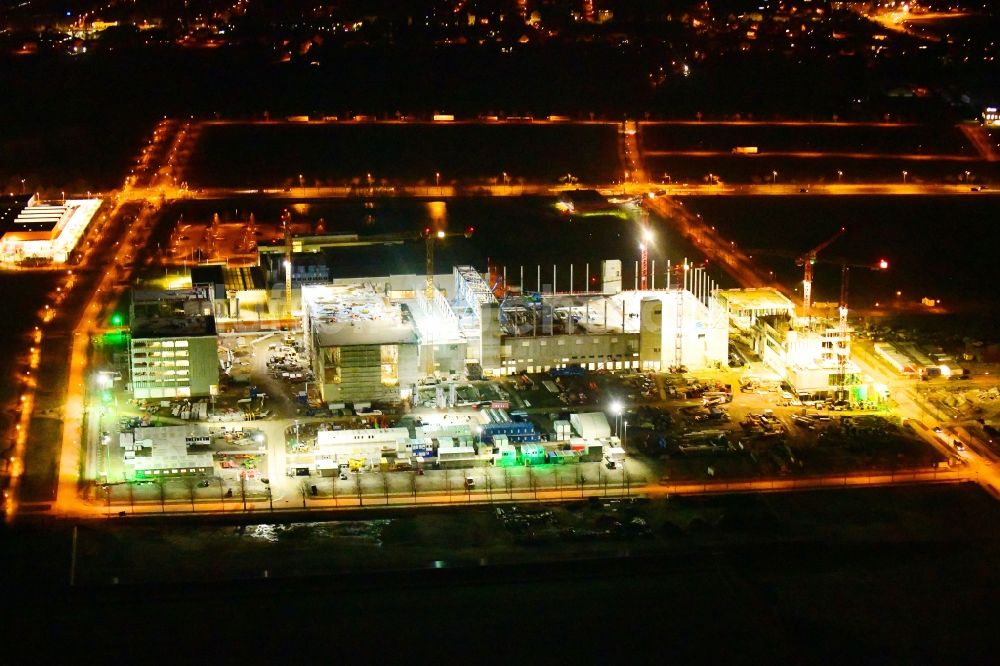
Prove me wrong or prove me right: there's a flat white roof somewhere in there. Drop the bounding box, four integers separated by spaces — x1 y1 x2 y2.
718 288 796 313
303 283 418 347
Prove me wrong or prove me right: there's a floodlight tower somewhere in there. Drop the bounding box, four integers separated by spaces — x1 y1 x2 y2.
282 208 293 319
835 257 889 399
639 207 651 290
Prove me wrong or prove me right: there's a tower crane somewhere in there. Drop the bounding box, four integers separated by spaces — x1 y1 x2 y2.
795 226 846 316
832 257 889 399
423 226 475 300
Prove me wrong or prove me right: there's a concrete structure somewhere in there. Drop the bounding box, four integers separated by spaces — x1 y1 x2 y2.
191 264 270 322
298 261 728 401
0 195 100 264
302 283 423 404
717 288 797 332
480 287 728 375
128 286 220 399
754 314 863 399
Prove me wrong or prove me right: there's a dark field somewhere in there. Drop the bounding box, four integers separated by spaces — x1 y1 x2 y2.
186 122 622 188
3 485 1000 661
640 122 974 155
678 195 1000 313
0 119 146 194
0 272 59 439
645 155 997 185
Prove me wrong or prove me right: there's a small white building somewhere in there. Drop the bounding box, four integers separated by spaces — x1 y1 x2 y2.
0 196 101 264
120 425 215 481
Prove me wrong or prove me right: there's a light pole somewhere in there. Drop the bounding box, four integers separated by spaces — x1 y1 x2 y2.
837 170 843 183
902 170 908 183
435 171 440 192
772 170 778 185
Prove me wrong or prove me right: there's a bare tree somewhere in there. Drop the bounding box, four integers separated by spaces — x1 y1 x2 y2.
184 477 197 512
331 475 339 506
355 472 363 506
240 476 248 511
485 469 494 503
504 467 513 499
380 471 390 505
554 467 562 499
299 480 309 508
158 479 167 512
528 468 539 500
409 471 418 500
444 468 452 499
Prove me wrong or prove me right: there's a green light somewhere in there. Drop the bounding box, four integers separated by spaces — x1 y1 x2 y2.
111 313 123 326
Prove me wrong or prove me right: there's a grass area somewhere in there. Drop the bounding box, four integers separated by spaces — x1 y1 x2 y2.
50 483 997 587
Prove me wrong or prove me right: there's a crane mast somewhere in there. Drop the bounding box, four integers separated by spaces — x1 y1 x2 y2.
797 226 846 315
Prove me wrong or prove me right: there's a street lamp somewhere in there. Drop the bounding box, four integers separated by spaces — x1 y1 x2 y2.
435 172 440 189
610 400 623 436
837 170 843 183
902 170 908 183
772 170 778 184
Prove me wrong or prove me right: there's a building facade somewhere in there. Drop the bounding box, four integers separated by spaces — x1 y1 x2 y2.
128 286 220 399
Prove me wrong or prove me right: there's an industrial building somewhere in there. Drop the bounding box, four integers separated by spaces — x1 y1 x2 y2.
119 425 215 480
0 194 100 264
299 260 728 404
296 411 615 475
191 264 270 325
753 313 864 399
128 286 220 399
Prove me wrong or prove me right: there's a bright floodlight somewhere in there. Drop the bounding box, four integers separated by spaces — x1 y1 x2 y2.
643 228 653 242
611 400 623 415
878 259 889 270
283 260 291 269
436 230 445 239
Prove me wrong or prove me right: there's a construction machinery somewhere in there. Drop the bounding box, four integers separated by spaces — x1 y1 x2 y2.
796 226 846 315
